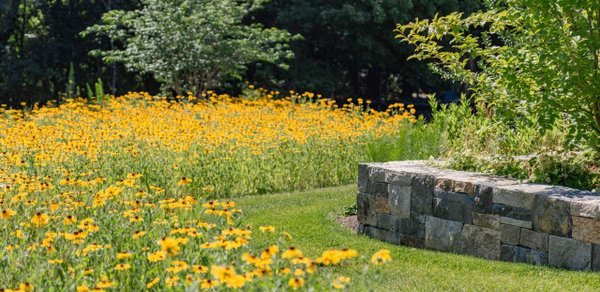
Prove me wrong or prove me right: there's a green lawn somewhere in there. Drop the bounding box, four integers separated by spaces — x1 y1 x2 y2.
237 185 600 291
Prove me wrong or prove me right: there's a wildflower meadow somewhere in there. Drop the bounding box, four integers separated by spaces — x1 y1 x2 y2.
0 90 404 291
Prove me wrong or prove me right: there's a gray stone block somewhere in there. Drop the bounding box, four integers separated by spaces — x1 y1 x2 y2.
372 181 388 198
493 185 539 209
461 224 501 260
500 244 548 265
357 192 377 226
473 185 494 213
500 224 520 245
572 216 600 245
500 216 533 229
548 235 592 270
593 244 600 271
425 216 463 252
357 163 371 193
369 167 387 183
410 173 434 215
570 199 600 220
377 214 395 231
384 171 412 186
472 212 500 230
520 228 549 252
400 235 425 249
435 177 474 197
433 190 473 224
364 226 402 245
491 204 532 221
532 196 572 237
388 184 411 218
396 212 426 239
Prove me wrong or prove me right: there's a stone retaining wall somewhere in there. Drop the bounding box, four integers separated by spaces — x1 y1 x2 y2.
357 161 600 270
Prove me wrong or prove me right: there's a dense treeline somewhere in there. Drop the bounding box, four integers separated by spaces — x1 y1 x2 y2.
0 0 481 106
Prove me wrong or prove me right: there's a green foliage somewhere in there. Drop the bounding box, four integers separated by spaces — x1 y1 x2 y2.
365 118 442 162
341 202 357 216
396 0 600 152
440 151 599 191
82 0 298 97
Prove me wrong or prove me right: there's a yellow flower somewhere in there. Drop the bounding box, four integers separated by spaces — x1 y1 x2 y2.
1 208 17 219
166 276 179 287
147 251 167 262
288 278 304 290
146 277 160 289
19 282 34 291
200 279 219 289
77 285 90 292
95 280 115 289
192 265 208 273
177 177 192 185
126 173 143 179
259 225 275 232
158 237 181 256
282 246 303 259
62 215 77 225
117 252 132 259
261 245 279 259
115 263 131 270
133 230 147 239
48 259 63 264
371 249 391 264
31 212 49 227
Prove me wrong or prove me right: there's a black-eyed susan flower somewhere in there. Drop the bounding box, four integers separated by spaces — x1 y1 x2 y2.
117 252 133 259
115 263 131 270
259 225 275 232
1 209 16 219
133 230 147 239
371 249 391 264
63 215 76 225
288 278 304 290
146 277 160 289
19 282 34 291
200 279 219 289
282 246 303 259
31 212 49 227
177 177 192 185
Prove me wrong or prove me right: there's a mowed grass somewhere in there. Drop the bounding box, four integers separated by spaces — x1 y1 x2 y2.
237 185 600 291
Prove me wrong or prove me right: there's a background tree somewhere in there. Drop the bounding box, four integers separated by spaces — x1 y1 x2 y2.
83 0 297 97
245 0 481 103
0 0 145 106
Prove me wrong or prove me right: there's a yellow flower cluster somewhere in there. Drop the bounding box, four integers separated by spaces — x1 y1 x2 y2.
0 90 401 290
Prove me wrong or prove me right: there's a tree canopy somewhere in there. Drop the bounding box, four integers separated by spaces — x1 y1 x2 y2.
397 0 600 150
83 0 297 97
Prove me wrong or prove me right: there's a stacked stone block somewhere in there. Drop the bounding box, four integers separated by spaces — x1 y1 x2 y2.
357 161 600 271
